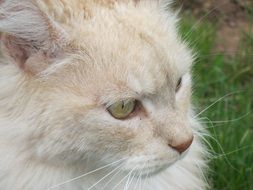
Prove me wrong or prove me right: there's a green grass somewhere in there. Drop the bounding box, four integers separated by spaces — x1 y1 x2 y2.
179 17 253 189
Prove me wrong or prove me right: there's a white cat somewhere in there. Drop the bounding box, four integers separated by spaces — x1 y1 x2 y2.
0 0 209 189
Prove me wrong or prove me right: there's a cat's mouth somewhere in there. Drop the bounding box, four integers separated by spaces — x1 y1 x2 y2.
137 163 172 178
122 160 174 178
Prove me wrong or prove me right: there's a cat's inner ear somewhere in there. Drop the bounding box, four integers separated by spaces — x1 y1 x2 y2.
0 0 68 74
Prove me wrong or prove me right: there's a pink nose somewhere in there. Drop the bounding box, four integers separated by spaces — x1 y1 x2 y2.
170 136 194 154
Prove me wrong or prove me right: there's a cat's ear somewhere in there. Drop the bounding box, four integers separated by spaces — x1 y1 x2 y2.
0 0 68 74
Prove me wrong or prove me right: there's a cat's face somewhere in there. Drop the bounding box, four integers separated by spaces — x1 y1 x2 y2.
1 0 195 176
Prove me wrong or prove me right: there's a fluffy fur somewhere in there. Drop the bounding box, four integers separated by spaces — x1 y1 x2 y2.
0 0 209 189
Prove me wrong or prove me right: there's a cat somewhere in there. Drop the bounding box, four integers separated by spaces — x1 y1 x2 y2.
0 0 209 189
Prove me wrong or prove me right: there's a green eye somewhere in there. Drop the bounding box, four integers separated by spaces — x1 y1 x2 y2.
107 99 136 119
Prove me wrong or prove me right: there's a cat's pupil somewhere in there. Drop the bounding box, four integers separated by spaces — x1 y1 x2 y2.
176 77 182 92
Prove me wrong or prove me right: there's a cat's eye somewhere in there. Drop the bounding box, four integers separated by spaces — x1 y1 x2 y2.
176 77 182 92
107 99 136 119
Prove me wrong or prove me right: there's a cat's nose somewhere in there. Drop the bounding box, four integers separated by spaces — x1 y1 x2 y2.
170 135 194 154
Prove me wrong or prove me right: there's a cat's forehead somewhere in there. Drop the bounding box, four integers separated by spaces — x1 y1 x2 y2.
42 0 192 96
39 0 192 75
78 28 191 94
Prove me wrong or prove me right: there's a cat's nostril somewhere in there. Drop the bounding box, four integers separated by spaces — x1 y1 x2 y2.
170 136 194 154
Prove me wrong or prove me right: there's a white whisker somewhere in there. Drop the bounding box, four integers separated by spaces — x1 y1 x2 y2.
47 157 127 189
87 162 125 190
213 145 253 159
194 161 209 187
127 168 138 190
182 1 229 41
102 167 123 190
124 167 135 190
112 166 137 190
138 170 143 190
143 168 149 189
200 112 250 125
133 170 142 190
200 131 240 172
194 91 244 118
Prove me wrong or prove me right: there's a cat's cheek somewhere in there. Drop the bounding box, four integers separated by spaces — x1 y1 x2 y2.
119 124 181 173
121 139 180 175
74 112 140 152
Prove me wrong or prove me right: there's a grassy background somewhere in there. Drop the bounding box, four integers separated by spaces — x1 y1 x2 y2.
179 15 253 189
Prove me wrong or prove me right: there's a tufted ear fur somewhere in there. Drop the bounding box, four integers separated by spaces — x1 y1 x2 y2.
0 0 68 73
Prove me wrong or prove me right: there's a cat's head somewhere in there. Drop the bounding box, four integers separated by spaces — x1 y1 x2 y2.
1 0 195 176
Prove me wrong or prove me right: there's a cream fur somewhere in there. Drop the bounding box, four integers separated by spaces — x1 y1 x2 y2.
0 0 209 189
